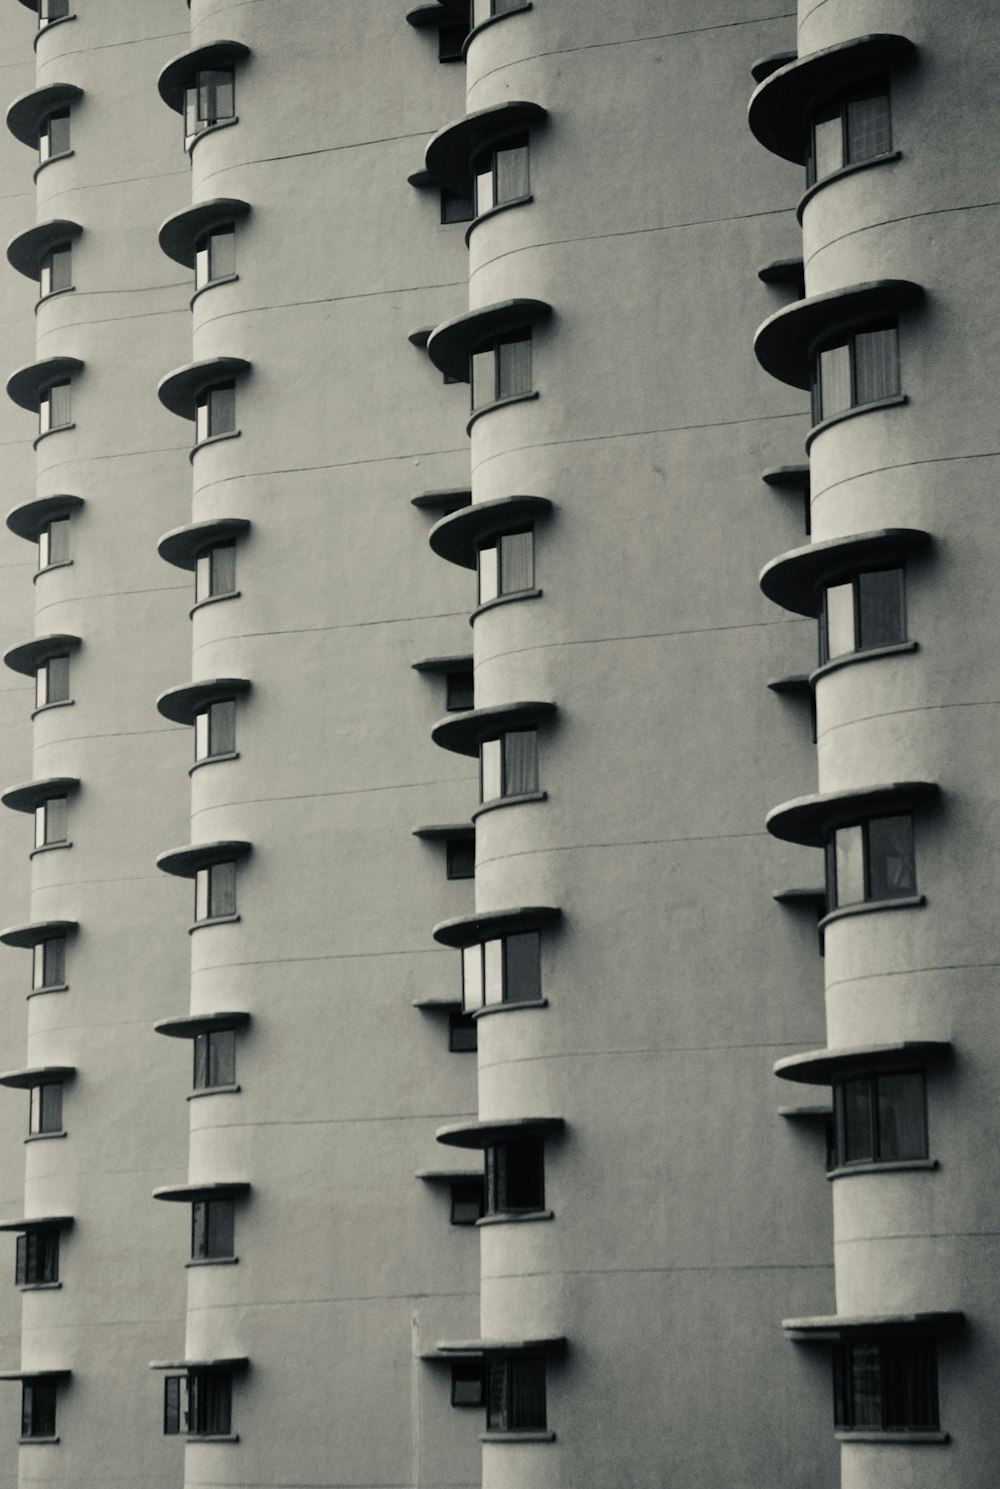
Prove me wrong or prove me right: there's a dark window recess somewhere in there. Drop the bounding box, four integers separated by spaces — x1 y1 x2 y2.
832 1070 928 1167
194 699 236 762
470 329 533 410
446 840 475 881
195 541 237 605
21 1380 56 1440
40 0 71 21
825 813 916 910
193 1029 236 1089
29 1082 63 1136
808 76 891 186
164 1371 232 1437
35 654 70 709
191 1198 235 1260
462 928 541 1012
487 1355 546 1432
195 382 236 444
184 68 235 141
441 186 474 224
473 132 529 215
445 668 475 711
477 527 534 605
450 1179 484 1225
34 796 68 850
194 860 237 922
833 1336 939 1432
33 935 66 991
820 567 906 664
811 322 899 424
195 226 235 291
40 244 72 298
485 1137 544 1215
38 109 70 163
39 516 70 569
479 727 538 803
451 1361 485 1405
448 1010 477 1052
16 1229 59 1286
39 380 72 436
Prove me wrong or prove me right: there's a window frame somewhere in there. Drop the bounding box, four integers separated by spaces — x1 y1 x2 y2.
28 1081 63 1136
486 1354 546 1433
195 541 237 606
810 320 899 425
184 67 236 144
194 860 238 923
39 0 71 23
485 1136 545 1216
461 928 542 1013
38 108 70 164
16 1228 59 1286
472 131 530 217
190 1198 236 1262
194 225 236 293
195 382 237 445
35 654 71 710
194 698 237 763
38 515 70 571
476 527 534 607
164 1370 233 1437
192 1028 237 1090
819 565 907 665
451 1360 485 1405
38 380 72 437
39 242 72 299
831 1068 928 1168
470 328 533 411
34 795 69 851
479 726 538 804
21 1379 57 1440
806 75 892 187
450 1179 484 1225
32 935 66 992
833 1335 939 1433
824 812 917 911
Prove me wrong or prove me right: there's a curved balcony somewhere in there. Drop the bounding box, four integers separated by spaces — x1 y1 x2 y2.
158 198 251 269
425 101 547 192
427 299 551 382
6 356 83 413
782 1310 963 1340
0 1213 73 1233
774 1041 952 1085
154 1011 250 1040
152 1180 250 1204
156 841 252 879
6 219 82 281
157 516 250 572
1 778 79 816
0 1064 75 1090
429 495 552 569
412 487 471 516
6 494 83 544
760 528 931 616
432 904 560 949
436 1115 564 1149
6 83 81 149
157 357 250 421
766 781 938 847
432 699 556 757
156 678 251 727
754 280 923 389
157 41 251 113
0 919 77 950
3 633 80 677
426 1334 566 1359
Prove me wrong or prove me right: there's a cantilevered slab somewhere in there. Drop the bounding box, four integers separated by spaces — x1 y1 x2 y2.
6 83 81 148
157 41 251 113
760 528 931 616
754 280 923 389
6 494 83 544
156 678 251 726
766 781 938 847
0 919 77 950
158 197 251 268
154 1011 250 1040
157 357 250 419
429 495 552 569
3 633 80 676
425 101 547 192
6 219 81 280
774 1041 951 1085
1 778 78 815
157 517 249 571
156 841 251 879
436 1115 564 1149
7 356 83 412
427 299 551 382
432 905 560 949
432 700 556 757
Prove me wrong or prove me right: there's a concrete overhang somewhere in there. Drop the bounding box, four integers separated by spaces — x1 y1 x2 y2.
1 778 78 815
157 517 250 571
154 1011 250 1040
157 41 251 113
6 493 83 544
762 463 809 491
157 357 250 420
766 781 939 847
760 528 931 616
783 1311 963 1341
436 1115 564 1149
774 1041 952 1086
411 653 472 674
754 279 923 389
749 51 796 84
757 257 804 288
149 1356 248 1372
425 101 547 193
6 83 81 148
0 1368 71 1382
3 633 80 676
427 299 551 382
429 494 553 569
411 487 471 515
0 1065 75 1090
415 1168 482 1182
408 326 432 348
6 356 83 412
406 1 467 29
6 219 81 280
412 822 474 842
432 905 560 949
429 1336 566 1358
156 678 251 726
432 700 556 757
158 198 251 269
0 919 77 949
748 34 916 164
0 1215 72 1232
156 841 252 879
152 1181 250 1204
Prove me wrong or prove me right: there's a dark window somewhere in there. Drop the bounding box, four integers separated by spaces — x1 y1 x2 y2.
39 244 72 298
195 383 236 444
29 1082 63 1136
462 929 541 1012
35 654 70 709
825 814 916 910
21 1380 56 1440
194 699 236 762
184 69 235 141
450 1179 484 1225
195 226 235 291
16 1229 59 1286
445 668 475 711
833 1337 938 1431
832 1070 927 1167
39 516 70 569
34 796 68 850
40 0 71 21
191 1199 235 1261
194 860 237 922
38 109 70 163
446 839 475 881
39 380 72 436
808 77 891 186
165 1371 233 1436
820 567 906 663
439 16 468 61
193 1029 236 1090
441 186 474 224
477 528 533 605
470 329 532 410
195 542 237 605
479 728 538 803
448 1010 477 1051
32 936 66 992
485 1138 544 1214
487 1355 546 1432
473 132 529 215
811 322 899 424
163 1375 182 1435
451 1361 485 1405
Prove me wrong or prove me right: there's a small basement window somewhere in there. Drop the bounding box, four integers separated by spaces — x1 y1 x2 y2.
194 860 238 923
825 813 916 909
808 76 892 186
833 1335 938 1432
831 1069 927 1167
479 728 538 803
820 567 905 663
477 528 533 606
811 322 899 424
462 929 541 1012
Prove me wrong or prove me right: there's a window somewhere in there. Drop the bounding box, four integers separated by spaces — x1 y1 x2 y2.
487 1355 546 1432
194 700 236 762
451 1361 485 1405
808 77 891 186
194 226 235 292
825 814 916 909
195 541 237 605
194 861 237 922
450 1180 484 1225
811 322 899 424
471 329 532 410
833 1336 938 1432
479 728 538 803
164 1371 232 1437
29 1082 63 1136
34 796 68 851
191 1199 235 1261
474 0 524 22
820 568 905 663
831 1070 927 1167
38 109 70 164
39 244 71 298
195 383 236 444
445 668 474 711
39 380 72 437
21 1380 56 1440
184 68 235 143
193 1029 236 1090
448 1010 477 1051
16 1229 59 1286
32 936 66 992
462 929 541 1012
38 516 70 570
473 133 529 215
446 839 475 881
39 0 71 22
441 187 475 224
35 655 70 710
485 1138 544 1215
477 528 533 605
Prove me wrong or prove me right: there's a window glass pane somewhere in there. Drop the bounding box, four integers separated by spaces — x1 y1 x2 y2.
499 528 533 594
208 384 236 437
446 839 475 880
841 1077 874 1163
46 655 70 703
195 242 210 290
208 860 237 918
461 944 483 1012
49 382 71 428
495 137 529 202
503 1138 544 1209
194 711 210 761
31 1082 62 1134
847 1341 883 1427
164 1376 182 1435
45 796 68 844
478 539 499 605
471 347 495 409
196 553 212 604
866 814 915 899
184 87 199 138
846 82 891 163
50 245 71 292
210 542 237 596
208 228 235 281
856 568 904 650
818 342 851 418
833 824 864 907
208 699 236 756
510 1356 546 1430
32 942 45 989
823 581 855 659
206 1199 235 1257
853 324 899 405
811 102 843 182
195 868 210 922
480 737 502 802
493 0 522 13
42 0 71 18
196 396 210 444
502 728 537 796
483 937 503 1005
208 1029 236 1086
45 111 70 157
475 163 495 215
34 805 46 849
46 517 70 565
487 1359 508 1431
198 69 234 124
23 1380 56 1438
193 1033 209 1089
440 187 474 224
448 1010 477 1051
35 667 45 710
503 930 540 1003
497 332 532 398
881 1338 937 1429
876 1071 926 1160
191 1201 207 1257
36 937 64 989
450 1182 483 1225
446 669 474 711
438 22 468 62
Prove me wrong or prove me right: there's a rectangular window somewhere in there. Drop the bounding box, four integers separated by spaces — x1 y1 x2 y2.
820 568 905 663
451 1361 485 1405
441 187 475 224
16 1228 59 1286
474 133 529 216
826 814 916 909
39 110 70 163
477 528 535 606
195 227 235 291
446 668 474 711
479 728 538 803
194 699 236 762
39 244 72 298
833 1336 938 1431
35 654 70 710
166 1371 233 1437
194 860 237 922
185 69 235 138
21 1380 56 1440
163 1375 182 1435
461 930 541 1013
486 1356 546 1432
39 381 71 436
40 0 71 20
807 77 891 185
470 330 533 410
29 1082 63 1136
34 796 68 850
446 839 475 880
195 383 236 444
191 1198 235 1260
193 1029 236 1090
32 936 66 991
812 323 899 424
195 541 237 605
448 1010 477 1051
438 16 469 62
39 516 70 570
833 1070 927 1166
450 1179 484 1224
485 1137 544 1214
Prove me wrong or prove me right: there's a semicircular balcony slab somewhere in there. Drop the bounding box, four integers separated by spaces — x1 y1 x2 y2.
6 82 82 148
759 528 931 616
425 101 547 192
158 198 251 268
431 699 556 757
157 40 251 113
429 495 552 569
6 219 82 280
427 299 551 382
766 780 939 847
754 280 923 389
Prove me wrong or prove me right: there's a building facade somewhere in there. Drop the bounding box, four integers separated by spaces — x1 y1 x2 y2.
0 2 992 1488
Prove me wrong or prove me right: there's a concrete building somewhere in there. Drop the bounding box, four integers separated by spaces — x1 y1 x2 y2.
0 2 992 1488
